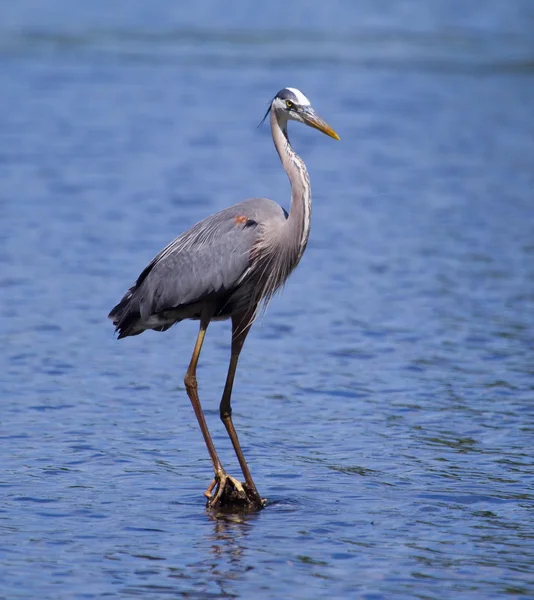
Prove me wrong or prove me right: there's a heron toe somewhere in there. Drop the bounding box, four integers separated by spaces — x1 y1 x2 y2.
206 472 265 511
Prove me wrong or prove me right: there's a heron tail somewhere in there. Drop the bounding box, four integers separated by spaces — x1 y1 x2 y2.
108 287 144 339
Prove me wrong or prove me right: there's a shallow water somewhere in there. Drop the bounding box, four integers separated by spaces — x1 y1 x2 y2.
2 1 534 598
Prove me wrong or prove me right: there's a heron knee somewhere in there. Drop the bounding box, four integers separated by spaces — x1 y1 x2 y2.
184 372 197 393
219 395 232 421
220 408 232 422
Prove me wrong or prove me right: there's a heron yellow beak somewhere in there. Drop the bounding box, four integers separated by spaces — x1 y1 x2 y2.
302 109 340 140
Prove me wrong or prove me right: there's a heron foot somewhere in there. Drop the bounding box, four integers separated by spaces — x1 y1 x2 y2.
204 472 266 511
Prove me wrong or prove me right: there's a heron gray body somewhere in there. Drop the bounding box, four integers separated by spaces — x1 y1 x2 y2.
110 197 290 337
109 87 339 510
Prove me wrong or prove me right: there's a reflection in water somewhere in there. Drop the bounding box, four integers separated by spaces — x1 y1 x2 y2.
152 512 263 599
206 512 258 575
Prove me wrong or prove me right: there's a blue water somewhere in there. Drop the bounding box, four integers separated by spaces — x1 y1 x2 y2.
2 2 534 598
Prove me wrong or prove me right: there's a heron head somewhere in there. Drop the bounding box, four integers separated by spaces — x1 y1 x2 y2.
261 87 340 140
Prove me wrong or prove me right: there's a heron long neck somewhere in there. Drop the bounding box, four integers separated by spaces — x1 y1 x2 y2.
270 109 311 263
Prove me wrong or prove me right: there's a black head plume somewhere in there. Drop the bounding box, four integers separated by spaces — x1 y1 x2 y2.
257 100 273 129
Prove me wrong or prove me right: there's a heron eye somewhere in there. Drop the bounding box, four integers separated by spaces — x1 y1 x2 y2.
285 100 293 109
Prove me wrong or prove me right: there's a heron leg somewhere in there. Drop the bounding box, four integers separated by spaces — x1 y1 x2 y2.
184 316 254 510
184 316 224 477
219 310 265 508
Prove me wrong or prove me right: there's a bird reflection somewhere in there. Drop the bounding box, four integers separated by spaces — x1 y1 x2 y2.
199 510 262 594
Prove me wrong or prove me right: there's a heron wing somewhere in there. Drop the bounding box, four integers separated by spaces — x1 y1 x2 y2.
135 200 284 318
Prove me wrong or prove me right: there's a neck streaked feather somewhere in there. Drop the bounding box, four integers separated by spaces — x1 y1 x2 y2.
247 109 312 312
276 117 312 263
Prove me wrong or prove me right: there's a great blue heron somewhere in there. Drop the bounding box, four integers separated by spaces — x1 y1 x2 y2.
109 87 339 510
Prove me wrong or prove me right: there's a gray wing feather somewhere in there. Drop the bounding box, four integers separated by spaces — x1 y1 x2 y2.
136 199 285 318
